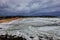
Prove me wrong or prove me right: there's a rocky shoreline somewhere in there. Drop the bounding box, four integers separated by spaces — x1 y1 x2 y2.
0 33 53 40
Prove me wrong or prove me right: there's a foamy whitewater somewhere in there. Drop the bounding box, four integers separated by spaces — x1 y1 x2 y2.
0 18 60 40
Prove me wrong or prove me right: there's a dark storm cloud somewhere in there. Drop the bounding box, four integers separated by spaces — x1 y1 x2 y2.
0 0 60 16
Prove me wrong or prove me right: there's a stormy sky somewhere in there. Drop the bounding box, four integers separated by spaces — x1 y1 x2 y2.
0 0 60 16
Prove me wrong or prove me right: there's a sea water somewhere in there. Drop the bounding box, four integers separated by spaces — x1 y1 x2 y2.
0 18 60 40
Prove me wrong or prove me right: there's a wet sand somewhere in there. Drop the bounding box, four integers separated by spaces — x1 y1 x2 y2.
0 17 23 23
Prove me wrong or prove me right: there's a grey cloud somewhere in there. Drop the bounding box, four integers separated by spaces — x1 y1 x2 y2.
0 0 60 16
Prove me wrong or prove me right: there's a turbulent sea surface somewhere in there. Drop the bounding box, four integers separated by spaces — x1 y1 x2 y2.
0 18 60 40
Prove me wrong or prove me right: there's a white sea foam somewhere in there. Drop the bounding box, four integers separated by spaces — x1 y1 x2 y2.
0 18 60 40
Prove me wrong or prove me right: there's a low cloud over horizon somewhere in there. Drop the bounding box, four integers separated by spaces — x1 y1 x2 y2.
0 0 60 16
